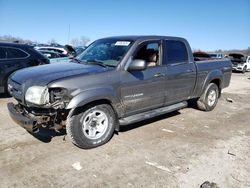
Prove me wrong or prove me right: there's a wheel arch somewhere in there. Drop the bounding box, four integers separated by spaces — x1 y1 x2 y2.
66 89 121 131
200 70 223 98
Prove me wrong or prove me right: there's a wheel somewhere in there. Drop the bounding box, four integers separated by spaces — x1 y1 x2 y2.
242 66 247 73
3 79 10 96
197 83 219 111
66 104 116 149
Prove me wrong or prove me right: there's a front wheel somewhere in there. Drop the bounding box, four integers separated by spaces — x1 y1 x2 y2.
66 104 116 149
197 83 219 111
242 66 247 73
4 79 10 96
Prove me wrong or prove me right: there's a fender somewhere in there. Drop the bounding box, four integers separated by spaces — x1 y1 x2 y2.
66 87 122 116
199 69 222 96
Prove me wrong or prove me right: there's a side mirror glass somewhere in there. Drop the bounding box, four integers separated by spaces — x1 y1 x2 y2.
127 59 146 71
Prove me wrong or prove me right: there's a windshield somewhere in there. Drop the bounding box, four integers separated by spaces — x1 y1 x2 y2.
75 47 86 55
77 39 133 67
228 54 246 63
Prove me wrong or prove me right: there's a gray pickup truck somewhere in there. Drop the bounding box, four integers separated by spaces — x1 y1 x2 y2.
7 36 232 149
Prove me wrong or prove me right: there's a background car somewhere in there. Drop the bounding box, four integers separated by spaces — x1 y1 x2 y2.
208 53 224 58
247 56 250 64
0 42 49 93
35 46 68 55
229 53 250 73
74 46 87 56
39 50 70 63
193 51 211 61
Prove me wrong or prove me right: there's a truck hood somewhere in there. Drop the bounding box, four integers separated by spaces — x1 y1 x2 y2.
10 62 109 86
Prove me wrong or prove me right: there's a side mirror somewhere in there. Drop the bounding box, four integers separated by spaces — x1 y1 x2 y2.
127 59 146 71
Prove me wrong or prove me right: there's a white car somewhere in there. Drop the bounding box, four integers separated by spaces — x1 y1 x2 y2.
230 53 250 73
35 46 68 55
39 50 70 63
209 53 224 59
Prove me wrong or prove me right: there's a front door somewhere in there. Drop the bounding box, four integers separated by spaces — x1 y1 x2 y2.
120 41 166 116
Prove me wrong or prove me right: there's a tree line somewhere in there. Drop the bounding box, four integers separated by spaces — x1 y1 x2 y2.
0 35 90 47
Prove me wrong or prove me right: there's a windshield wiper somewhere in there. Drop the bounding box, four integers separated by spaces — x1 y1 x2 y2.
84 60 107 68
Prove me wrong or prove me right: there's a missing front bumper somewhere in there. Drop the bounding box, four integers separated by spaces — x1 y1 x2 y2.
7 103 38 133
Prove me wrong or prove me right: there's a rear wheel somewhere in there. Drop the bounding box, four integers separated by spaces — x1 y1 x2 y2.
197 83 219 111
66 104 116 149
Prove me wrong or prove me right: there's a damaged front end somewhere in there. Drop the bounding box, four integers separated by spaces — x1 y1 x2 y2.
8 86 71 133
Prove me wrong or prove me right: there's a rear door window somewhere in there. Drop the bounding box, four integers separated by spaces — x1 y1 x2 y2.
0 47 7 59
164 40 188 65
52 49 63 54
48 52 57 58
6 48 29 59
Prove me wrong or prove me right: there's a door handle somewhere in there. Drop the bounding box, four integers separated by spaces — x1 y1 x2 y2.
154 73 165 77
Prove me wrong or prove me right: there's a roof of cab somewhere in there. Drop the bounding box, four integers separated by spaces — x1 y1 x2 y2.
99 35 186 41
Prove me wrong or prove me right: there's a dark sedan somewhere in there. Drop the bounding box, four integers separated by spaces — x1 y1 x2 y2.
0 42 49 93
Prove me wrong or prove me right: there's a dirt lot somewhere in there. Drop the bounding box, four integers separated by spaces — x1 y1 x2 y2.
0 72 250 188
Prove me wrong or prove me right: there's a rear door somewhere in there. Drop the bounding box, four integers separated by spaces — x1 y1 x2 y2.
0 47 29 85
120 40 166 116
163 40 196 105
0 47 8 90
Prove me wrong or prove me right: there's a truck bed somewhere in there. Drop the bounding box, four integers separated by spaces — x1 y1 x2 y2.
193 58 232 97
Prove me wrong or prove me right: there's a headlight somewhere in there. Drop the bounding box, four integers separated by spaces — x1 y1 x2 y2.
25 86 49 105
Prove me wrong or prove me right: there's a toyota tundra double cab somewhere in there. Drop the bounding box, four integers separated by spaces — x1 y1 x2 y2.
7 36 232 149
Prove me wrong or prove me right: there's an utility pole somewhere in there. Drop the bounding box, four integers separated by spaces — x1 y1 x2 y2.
67 24 70 44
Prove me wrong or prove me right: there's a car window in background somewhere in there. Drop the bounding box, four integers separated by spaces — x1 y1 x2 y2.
0 47 7 59
247 56 250 62
75 47 85 55
46 52 56 58
58 53 67 57
165 40 188 64
54 49 64 54
147 43 159 51
209 54 217 58
6 48 29 59
50 52 58 58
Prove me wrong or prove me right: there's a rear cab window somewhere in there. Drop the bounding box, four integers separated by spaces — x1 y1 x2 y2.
0 47 7 59
163 40 188 65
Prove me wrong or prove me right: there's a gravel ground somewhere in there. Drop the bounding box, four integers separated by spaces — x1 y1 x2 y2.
0 72 250 188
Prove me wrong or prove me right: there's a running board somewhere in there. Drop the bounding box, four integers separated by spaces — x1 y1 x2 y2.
119 101 187 125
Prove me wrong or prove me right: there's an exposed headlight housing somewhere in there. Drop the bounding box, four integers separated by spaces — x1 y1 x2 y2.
25 86 49 105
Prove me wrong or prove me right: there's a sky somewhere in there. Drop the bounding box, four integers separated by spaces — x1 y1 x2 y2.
0 0 249 51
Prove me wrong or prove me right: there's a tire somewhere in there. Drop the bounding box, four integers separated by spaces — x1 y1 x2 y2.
3 73 13 95
3 79 10 96
66 104 116 149
197 83 219 111
242 66 247 74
